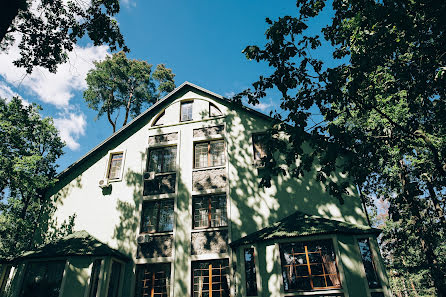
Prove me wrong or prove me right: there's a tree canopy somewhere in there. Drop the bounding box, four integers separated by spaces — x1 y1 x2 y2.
84 51 176 132
238 0 446 295
0 97 73 258
0 0 128 73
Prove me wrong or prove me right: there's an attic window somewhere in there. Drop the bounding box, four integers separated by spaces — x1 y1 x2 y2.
181 101 193 121
252 134 267 161
152 110 165 126
209 103 222 117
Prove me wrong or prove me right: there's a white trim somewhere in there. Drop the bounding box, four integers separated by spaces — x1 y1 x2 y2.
104 149 127 184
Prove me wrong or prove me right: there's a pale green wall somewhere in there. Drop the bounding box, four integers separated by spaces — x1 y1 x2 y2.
23 86 380 297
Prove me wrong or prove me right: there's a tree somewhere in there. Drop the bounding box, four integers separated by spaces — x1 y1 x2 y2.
237 0 445 295
84 51 176 132
0 97 71 258
0 0 128 73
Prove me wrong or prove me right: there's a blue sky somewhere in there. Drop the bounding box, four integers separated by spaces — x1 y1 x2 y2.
0 0 334 172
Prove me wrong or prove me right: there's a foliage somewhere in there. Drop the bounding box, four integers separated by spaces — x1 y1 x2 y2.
84 51 176 132
0 97 71 258
0 0 128 73
237 0 446 295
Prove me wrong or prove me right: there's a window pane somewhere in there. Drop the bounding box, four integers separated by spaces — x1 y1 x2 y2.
252 134 266 161
358 238 381 288
20 261 65 297
158 201 174 232
193 197 209 228
108 153 123 179
192 260 229 297
280 240 340 291
88 259 102 297
181 102 193 121
136 264 170 297
209 103 222 117
107 261 122 297
244 248 258 296
210 141 225 167
210 195 227 227
141 202 159 233
195 143 209 168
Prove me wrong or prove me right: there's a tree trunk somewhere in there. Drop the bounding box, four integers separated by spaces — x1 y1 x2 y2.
0 0 26 43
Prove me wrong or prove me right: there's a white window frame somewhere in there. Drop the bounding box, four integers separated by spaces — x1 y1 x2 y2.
104 149 127 183
180 100 194 122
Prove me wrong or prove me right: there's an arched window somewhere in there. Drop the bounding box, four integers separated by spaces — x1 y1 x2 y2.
209 103 222 117
152 110 166 126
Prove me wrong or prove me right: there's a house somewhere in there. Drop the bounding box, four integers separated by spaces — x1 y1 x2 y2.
0 82 391 297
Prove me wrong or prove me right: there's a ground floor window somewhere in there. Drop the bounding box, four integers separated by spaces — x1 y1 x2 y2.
20 261 65 297
107 261 122 297
244 248 258 296
192 259 230 297
135 263 170 297
88 259 102 297
358 238 381 289
280 239 341 291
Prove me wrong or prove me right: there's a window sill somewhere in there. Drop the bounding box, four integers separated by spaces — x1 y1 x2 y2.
282 288 344 296
193 134 225 142
143 193 176 200
191 226 228 233
139 231 173 236
193 165 226 172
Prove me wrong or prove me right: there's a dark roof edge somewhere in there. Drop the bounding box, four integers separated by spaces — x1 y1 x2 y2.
56 81 274 181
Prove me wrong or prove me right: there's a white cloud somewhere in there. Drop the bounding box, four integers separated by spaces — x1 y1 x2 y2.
0 40 109 107
0 82 29 105
121 0 136 8
244 98 274 112
54 112 87 150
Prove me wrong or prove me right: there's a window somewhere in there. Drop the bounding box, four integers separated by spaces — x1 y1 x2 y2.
141 200 174 233
88 259 102 297
107 261 122 297
244 248 258 296
181 101 193 121
108 152 123 180
280 240 341 291
252 134 266 161
148 147 177 173
20 261 66 297
193 195 227 229
358 238 381 289
194 140 225 168
153 111 166 126
192 260 230 297
135 264 170 297
209 103 222 117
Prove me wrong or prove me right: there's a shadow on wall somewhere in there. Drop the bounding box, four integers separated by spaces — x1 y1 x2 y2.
222 107 367 242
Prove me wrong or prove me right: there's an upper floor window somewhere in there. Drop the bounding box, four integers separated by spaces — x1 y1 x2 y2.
140 200 174 233
280 239 341 291
194 140 225 168
358 238 381 289
193 194 227 229
181 101 193 121
209 103 222 117
252 134 266 161
108 152 123 179
135 263 170 297
148 146 177 174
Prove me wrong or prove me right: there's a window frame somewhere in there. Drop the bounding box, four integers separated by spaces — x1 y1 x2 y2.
278 238 343 293
191 259 230 297
19 259 67 297
252 133 267 163
180 101 193 122
135 263 171 297
104 258 125 297
192 194 228 230
209 102 222 117
87 258 104 297
147 146 177 175
193 140 226 169
243 247 259 296
140 199 175 234
105 150 126 182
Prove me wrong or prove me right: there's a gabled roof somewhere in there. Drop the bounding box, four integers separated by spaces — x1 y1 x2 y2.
230 211 380 247
57 81 273 181
14 230 130 262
